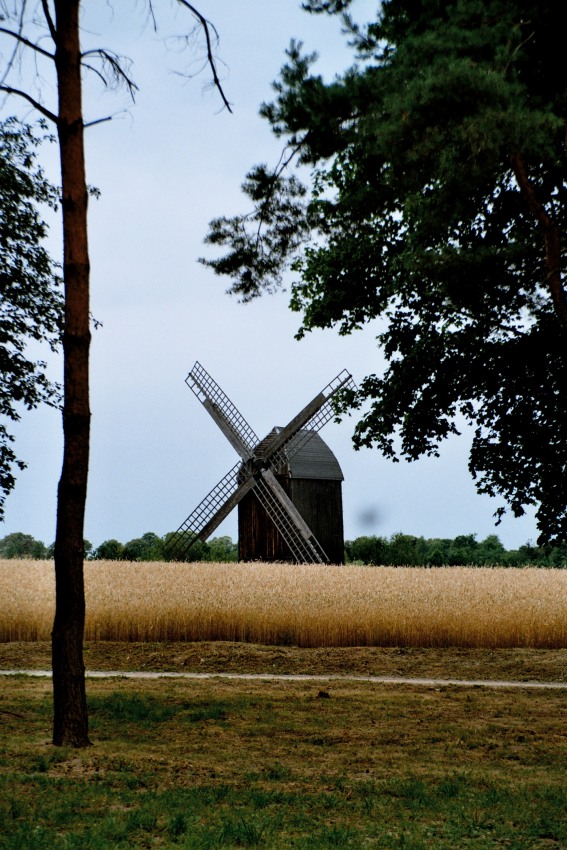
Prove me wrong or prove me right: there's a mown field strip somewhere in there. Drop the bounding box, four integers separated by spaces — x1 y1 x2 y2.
1 669 566 688
2 674 566 849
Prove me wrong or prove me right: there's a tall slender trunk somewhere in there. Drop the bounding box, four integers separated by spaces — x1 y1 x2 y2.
51 0 91 748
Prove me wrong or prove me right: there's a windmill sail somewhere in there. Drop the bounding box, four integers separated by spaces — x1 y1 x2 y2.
187 361 259 460
259 369 356 468
167 363 355 563
165 462 255 560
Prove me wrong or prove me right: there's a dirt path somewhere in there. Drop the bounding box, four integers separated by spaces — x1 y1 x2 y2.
1 642 566 684
1 669 566 689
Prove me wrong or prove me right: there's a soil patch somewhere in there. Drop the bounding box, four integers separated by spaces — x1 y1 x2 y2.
0 641 565 682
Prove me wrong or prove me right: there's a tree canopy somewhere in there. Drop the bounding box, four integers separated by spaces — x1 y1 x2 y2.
0 118 62 520
203 0 567 545
0 531 47 559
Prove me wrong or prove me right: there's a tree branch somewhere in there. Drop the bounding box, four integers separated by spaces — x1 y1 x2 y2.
0 26 55 61
0 2 25 90
176 0 233 113
40 0 58 44
80 61 109 89
252 140 305 246
81 49 138 100
0 85 58 123
146 1 159 32
510 152 567 329
83 115 114 128
0 708 25 719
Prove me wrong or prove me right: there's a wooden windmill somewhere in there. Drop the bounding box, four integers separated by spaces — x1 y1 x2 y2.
165 362 355 564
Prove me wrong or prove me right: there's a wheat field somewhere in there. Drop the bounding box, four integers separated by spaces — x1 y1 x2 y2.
1 560 566 648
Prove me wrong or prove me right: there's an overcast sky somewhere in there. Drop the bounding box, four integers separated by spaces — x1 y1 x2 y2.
1 0 538 550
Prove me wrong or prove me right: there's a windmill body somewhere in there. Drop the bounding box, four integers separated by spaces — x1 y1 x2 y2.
165 362 355 564
238 429 345 564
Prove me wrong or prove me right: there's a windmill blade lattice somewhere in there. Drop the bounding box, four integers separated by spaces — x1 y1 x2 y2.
262 369 356 470
187 361 259 460
164 462 255 560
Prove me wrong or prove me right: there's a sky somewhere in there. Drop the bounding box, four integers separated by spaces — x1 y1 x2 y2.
1 0 538 551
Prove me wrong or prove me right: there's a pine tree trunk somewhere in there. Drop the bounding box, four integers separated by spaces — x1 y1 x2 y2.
51 0 91 748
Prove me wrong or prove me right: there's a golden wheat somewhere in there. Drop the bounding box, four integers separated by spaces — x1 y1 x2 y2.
1 559 565 647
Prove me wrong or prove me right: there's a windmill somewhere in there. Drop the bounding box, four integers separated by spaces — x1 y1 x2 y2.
165 362 355 564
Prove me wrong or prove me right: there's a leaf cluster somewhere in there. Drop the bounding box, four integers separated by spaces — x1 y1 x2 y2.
0 117 62 518
202 163 308 300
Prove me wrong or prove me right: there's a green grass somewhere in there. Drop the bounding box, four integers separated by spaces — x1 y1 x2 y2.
0 676 566 849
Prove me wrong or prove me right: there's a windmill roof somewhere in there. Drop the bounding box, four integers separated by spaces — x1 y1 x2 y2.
266 428 344 481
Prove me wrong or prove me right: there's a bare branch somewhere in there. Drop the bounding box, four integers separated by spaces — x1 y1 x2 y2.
176 0 233 113
146 0 158 33
0 0 26 89
0 708 25 719
504 28 535 76
0 84 58 123
81 48 138 100
0 26 54 60
84 115 114 128
40 0 57 44
80 61 108 89
274 140 304 180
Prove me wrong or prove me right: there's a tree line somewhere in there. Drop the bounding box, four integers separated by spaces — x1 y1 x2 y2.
0 531 237 563
345 534 567 568
2 530 565 567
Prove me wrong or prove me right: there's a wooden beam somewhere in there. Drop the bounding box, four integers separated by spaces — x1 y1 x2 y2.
198 474 256 540
202 400 254 460
258 392 326 463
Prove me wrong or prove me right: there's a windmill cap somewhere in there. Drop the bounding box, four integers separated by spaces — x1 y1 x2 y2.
259 428 344 481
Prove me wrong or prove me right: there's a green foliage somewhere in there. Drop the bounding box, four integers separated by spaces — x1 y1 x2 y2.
0 532 46 559
121 531 164 561
6 528 565 565
92 532 238 562
92 539 124 560
343 534 387 565
0 118 62 520
206 534 238 562
0 532 99 561
161 530 207 562
203 1 567 546
344 532 567 567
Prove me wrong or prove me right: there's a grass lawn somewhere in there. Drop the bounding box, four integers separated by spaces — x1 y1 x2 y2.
1 662 566 849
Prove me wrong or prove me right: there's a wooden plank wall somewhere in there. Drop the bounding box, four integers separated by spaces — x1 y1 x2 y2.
238 478 344 564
